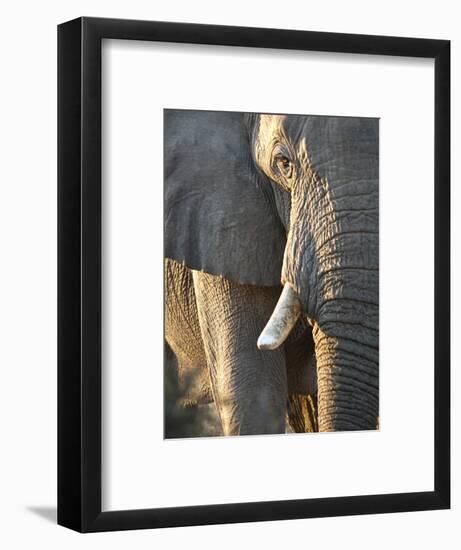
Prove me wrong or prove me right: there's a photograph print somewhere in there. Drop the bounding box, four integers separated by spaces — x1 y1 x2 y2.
164 109 379 438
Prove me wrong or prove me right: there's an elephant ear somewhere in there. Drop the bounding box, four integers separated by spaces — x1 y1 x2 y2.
164 110 286 286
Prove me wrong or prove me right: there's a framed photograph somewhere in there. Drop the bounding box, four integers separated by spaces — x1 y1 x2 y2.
58 17 450 532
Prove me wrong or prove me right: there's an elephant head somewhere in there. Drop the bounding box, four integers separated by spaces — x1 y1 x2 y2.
164 109 379 432
250 114 379 431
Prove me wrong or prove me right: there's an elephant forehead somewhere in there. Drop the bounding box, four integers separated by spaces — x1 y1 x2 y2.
258 114 286 142
253 114 287 172
268 115 380 194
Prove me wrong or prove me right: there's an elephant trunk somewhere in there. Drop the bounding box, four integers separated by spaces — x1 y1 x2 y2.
312 304 379 431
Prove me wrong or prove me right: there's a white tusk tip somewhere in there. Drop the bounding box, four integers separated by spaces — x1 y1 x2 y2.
257 333 279 351
256 283 302 352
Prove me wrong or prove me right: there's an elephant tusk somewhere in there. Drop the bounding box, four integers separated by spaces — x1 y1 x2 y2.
257 283 302 350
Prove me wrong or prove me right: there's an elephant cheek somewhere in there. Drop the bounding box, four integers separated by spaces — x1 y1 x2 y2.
280 230 317 323
279 179 320 322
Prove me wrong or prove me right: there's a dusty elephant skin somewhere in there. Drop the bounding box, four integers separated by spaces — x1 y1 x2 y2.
164 109 378 436
164 258 316 436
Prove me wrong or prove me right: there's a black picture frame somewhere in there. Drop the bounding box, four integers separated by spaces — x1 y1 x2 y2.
58 16 450 532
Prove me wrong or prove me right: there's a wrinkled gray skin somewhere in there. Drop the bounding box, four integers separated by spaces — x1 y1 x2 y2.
164 110 378 434
165 258 316 435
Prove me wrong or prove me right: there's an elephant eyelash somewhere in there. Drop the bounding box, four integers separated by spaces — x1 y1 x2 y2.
274 154 294 180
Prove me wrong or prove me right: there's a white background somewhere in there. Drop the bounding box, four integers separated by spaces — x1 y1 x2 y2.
0 1 458 548
102 40 434 510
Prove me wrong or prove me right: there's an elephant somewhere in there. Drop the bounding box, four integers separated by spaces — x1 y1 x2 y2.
164 109 378 435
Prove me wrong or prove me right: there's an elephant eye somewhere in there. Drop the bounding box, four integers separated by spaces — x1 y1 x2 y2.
275 155 293 179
